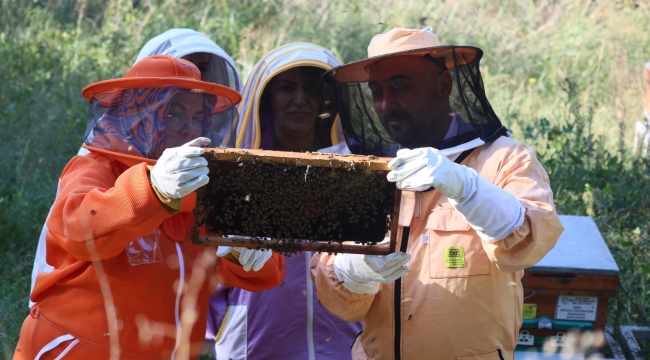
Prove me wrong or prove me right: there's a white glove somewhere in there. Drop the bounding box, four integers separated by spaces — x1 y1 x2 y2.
333 250 411 295
387 147 473 198
387 147 526 242
216 246 273 272
151 137 210 199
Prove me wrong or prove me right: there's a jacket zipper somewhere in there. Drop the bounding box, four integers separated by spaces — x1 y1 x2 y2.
171 242 185 360
306 251 316 360
392 148 476 360
393 227 410 360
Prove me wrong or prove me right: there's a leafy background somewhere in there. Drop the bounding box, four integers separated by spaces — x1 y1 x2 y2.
1 0 649 358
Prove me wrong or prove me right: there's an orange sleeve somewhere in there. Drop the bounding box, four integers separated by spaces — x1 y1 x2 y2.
216 252 286 292
46 155 172 261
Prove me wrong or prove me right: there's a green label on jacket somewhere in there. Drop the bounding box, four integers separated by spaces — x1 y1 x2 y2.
522 304 537 319
444 246 465 268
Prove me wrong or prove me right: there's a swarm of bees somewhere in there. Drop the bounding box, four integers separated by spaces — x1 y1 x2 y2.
192 149 398 255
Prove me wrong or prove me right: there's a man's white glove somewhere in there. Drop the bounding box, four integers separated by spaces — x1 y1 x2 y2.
387 147 526 242
216 246 273 272
151 137 210 199
333 249 411 295
387 148 472 198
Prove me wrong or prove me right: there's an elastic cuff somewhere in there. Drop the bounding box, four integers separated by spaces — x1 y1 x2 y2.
147 165 182 213
221 251 241 265
229 248 242 262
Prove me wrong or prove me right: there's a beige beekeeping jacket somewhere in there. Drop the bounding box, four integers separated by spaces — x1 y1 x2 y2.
311 136 563 360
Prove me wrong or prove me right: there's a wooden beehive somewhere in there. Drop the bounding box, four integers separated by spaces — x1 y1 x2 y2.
191 148 401 255
517 215 619 350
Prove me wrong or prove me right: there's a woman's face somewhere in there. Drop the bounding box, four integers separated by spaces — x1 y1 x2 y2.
270 67 321 137
182 52 212 82
163 91 207 149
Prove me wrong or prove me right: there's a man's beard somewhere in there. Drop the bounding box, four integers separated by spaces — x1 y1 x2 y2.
382 109 417 146
381 98 451 149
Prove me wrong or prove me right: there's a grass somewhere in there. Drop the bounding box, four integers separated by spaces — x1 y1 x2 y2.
1 0 649 358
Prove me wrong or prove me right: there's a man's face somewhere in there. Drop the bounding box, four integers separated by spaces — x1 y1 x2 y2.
367 56 453 149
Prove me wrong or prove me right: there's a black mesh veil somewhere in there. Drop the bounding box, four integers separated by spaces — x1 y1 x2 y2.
324 47 507 156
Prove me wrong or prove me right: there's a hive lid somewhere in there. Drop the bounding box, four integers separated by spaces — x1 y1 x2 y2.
527 215 619 276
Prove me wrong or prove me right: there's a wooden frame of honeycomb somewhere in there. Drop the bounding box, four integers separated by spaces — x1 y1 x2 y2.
191 148 401 255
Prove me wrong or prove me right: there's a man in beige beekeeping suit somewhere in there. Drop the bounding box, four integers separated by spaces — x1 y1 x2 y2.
311 27 564 360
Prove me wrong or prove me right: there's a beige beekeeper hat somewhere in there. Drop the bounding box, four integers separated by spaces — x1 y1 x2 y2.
328 27 481 83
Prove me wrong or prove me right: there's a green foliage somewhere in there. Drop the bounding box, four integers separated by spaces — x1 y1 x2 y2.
1 0 649 356
523 79 650 326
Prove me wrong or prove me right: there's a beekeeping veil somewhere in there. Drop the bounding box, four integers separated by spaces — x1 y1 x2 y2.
236 43 346 152
81 55 241 160
132 29 242 147
135 28 241 91
325 27 507 156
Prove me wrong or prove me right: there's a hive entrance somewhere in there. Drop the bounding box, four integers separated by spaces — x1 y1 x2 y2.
191 148 401 255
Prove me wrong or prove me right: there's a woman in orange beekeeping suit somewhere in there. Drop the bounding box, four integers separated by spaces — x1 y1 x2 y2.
14 55 285 360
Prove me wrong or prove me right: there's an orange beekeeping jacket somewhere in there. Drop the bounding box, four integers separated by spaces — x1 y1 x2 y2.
311 137 563 360
16 147 285 360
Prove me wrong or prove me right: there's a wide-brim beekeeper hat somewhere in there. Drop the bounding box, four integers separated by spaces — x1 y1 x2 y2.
82 54 241 106
328 27 481 83
323 27 506 156
81 55 242 159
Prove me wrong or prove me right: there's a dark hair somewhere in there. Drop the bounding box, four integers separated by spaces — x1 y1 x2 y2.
259 66 329 113
259 66 336 150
